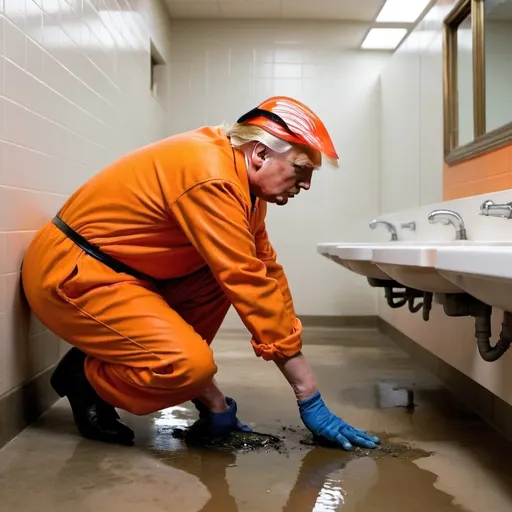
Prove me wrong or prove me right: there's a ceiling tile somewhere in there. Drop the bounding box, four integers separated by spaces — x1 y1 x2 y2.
218 1 282 19
164 0 388 20
165 1 222 18
281 0 386 21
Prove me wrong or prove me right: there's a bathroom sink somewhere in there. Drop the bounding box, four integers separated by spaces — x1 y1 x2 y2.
373 241 512 294
317 242 372 269
317 242 393 278
318 241 481 284
331 244 393 280
317 242 344 260
371 242 482 293
436 245 512 312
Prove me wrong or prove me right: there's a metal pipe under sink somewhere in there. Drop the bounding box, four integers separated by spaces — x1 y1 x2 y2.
438 294 511 362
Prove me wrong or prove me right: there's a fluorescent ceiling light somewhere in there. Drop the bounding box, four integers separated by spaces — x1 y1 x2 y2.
376 0 431 23
361 28 408 50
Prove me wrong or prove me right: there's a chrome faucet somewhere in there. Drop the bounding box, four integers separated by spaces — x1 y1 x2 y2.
428 209 468 240
369 219 398 241
479 199 512 219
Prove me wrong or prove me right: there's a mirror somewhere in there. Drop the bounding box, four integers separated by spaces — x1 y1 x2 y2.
443 0 474 158
484 0 512 134
443 0 512 168
457 13 474 146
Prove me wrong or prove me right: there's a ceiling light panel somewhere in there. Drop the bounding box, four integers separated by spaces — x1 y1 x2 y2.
361 28 408 49
376 0 431 23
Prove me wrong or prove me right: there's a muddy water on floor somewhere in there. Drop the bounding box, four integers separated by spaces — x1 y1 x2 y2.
131 328 512 512
2 329 512 511
142 408 466 512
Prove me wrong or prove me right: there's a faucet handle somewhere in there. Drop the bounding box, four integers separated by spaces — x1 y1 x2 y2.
480 199 512 219
400 221 416 231
480 199 495 214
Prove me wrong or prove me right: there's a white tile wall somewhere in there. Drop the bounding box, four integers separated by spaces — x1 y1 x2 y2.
0 0 172 397
167 20 390 327
380 36 421 213
379 0 457 214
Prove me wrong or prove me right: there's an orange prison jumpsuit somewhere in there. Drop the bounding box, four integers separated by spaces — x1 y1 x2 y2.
21 126 303 415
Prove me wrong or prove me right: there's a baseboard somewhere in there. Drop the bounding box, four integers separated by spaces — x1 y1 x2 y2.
0 366 58 450
219 316 379 335
378 318 512 442
299 315 379 329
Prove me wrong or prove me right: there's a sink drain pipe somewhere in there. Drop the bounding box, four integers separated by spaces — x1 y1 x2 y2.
439 294 511 362
475 310 512 362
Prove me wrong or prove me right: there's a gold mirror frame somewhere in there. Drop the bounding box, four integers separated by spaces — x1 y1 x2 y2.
443 0 512 164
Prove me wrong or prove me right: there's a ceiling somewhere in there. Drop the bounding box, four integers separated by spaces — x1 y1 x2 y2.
163 0 388 21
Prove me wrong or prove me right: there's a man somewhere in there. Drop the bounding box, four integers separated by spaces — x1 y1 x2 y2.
22 96 380 451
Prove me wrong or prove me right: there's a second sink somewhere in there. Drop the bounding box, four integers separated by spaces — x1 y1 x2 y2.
372 242 478 293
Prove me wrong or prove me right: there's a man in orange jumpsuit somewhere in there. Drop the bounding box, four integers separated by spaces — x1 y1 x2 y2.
22 96 380 451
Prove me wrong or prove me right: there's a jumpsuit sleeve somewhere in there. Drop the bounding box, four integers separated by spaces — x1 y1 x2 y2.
254 220 297 320
171 179 303 360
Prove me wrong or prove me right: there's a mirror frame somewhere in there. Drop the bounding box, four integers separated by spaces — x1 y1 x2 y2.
443 0 512 165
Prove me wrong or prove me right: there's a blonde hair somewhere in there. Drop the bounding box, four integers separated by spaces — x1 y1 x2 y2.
222 122 325 167
224 123 293 154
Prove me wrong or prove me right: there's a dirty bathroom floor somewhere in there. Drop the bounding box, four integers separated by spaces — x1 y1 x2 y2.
1 327 512 511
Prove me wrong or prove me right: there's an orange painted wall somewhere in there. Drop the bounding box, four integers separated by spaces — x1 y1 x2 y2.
443 143 512 200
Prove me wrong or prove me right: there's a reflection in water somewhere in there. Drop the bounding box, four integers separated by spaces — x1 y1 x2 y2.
282 447 378 512
149 406 238 512
153 405 193 428
312 477 345 511
154 447 238 512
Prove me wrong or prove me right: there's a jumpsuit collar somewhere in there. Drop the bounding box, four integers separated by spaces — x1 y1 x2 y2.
231 146 258 211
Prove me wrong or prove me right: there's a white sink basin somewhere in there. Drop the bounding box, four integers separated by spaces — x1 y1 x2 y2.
331 244 393 280
372 247 462 293
317 242 343 260
436 245 512 312
324 241 460 282
317 243 394 279
373 241 512 294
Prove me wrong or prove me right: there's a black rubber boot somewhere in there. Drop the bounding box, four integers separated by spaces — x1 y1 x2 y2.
50 348 135 446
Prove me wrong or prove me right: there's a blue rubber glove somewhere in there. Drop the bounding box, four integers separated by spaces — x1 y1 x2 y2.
298 391 380 451
192 397 252 437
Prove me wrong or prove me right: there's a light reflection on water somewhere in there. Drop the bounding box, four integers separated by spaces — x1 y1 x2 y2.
312 477 346 511
153 405 194 428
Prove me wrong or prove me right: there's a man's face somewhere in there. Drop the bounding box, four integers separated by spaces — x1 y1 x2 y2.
247 144 319 206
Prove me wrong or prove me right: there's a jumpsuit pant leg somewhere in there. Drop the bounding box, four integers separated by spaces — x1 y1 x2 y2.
83 266 231 415
21 226 232 416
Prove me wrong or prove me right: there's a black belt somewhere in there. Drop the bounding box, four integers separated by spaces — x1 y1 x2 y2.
52 216 158 285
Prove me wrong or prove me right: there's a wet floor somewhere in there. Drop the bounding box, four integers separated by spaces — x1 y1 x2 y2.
1 327 512 511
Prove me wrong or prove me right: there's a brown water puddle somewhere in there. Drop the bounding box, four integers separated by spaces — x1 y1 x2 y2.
149 418 466 512
2 330 506 511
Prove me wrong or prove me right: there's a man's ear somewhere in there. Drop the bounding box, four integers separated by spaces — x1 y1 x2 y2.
252 143 267 169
